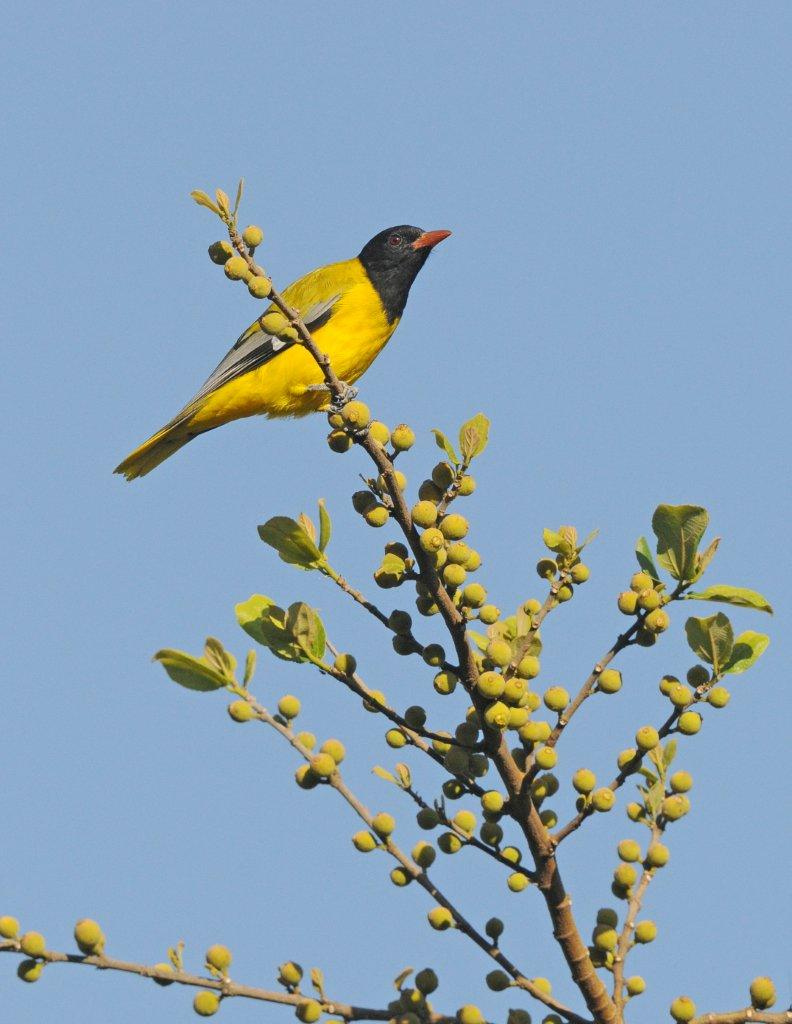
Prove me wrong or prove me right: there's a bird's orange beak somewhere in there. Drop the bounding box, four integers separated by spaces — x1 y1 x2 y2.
411 229 452 250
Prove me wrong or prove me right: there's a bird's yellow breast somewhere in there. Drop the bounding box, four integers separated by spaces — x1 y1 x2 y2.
187 259 398 428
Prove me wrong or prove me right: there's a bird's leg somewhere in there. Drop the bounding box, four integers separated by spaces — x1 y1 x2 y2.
307 381 359 410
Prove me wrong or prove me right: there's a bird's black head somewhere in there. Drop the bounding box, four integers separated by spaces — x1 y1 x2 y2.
358 225 451 323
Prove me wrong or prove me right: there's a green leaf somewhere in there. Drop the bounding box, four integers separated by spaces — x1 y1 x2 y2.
153 649 228 692
684 584 773 614
647 746 665 776
203 637 236 678
235 594 304 662
190 189 221 214
467 630 489 653
431 428 459 465
692 536 720 580
373 765 396 783
395 762 411 788
233 178 244 217
318 499 332 552
684 613 734 673
458 412 490 462
635 536 661 581
258 516 324 570
286 602 326 660
381 552 407 577
652 505 709 581
662 740 677 770
243 649 257 686
310 968 325 998
644 779 664 818
723 631 770 675
393 968 413 991
543 527 575 557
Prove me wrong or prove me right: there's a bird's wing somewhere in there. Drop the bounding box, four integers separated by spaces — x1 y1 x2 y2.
189 294 341 404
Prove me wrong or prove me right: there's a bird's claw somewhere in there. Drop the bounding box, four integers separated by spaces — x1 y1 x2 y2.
310 381 359 411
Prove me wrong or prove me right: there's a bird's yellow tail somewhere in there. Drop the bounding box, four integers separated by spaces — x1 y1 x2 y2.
114 421 194 480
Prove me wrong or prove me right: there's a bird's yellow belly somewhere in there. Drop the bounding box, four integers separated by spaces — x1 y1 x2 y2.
187 293 397 428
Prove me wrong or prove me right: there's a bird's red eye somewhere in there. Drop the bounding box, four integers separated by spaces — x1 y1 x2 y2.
388 233 402 247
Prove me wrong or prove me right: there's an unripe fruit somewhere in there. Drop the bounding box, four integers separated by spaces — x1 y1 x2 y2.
486 970 511 991
365 505 389 528
412 840 436 868
444 541 469 564
416 596 439 616
368 421 390 446
596 668 622 694
20 932 46 958
194 991 221 1016
388 611 413 635
417 807 439 830
464 549 482 571
310 753 337 778
278 695 301 719
453 810 476 834
296 999 322 1023
242 225 264 248
544 686 569 712
476 605 499 627
334 653 357 676
377 470 407 493
480 822 503 845
668 683 692 708
483 701 509 730
208 240 233 264
626 802 644 822
592 788 616 812
617 748 637 769
486 639 512 668
391 424 415 451
393 634 418 656
536 558 557 579
228 699 255 723
279 961 304 986
206 944 232 972
532 978 552 995
444 747 470 775
637 588 661 612
749 976 776 1009
412 501 438 528
630 571 653 593
481 791 505 815
224 256 249 280
390 867 411 887
353 831 377 852
457 1005 484 1024
413 968 438 995
516 654 540 679
0 915 20 939
443 563 467 588
659 674 680 695
617 839 642 863
461 583 487 607
635 726 660 751
321 739 345 764
507 1012 532 1024
626 976 646 996
248 276 272 299
707 686 730 708
519 720 551 744
669 997 696 1022
501 846 522 865
662 795 690 820
645 842 670 868
534 746 557 770
458 474 476 496
644 608 669 633
74 918 104 954
597 908 618 926
670 771 693 793
372 812 396 837
17 959 44 983
294 764 319 789
477 671 505 699
572 769 596 794
635 628 656 647
556 584 573 602
485 916 504 940
386 729 408 748
593 926 618 952
507 873 529 892
634 920 657 943
567 562 588 584
296 731 317 750
432 732 452 754
687 665 709 686
420 644 444 668
613 864 637 888
438 832 463 854
427 907 454 930
540 808 558 828
440 514 468 540
617 590 639 615
327 429 352 453
340 400 370 429
678 711 702 735
420 527 445 554
433 670 458 696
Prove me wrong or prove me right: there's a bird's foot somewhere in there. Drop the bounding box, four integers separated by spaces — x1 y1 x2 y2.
309 380 359 411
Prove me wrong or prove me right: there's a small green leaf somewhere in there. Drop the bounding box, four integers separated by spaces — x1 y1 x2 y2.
431 428 459 465
203 637 236 678
652 505 709 581
215 188 231 215
286 602 326 660
373 765 396 783
190 189 221 214
645 779 664 817
467 630 489 653
381 552 407 576
692 536 721 580
393 968 413 991
168 941 184 971
635 536 661 581
318 499 332 552
243 649 257 686
684 613 734 674
662 740 677 770
685 584 773 615
298 513 317 544
647 746 665 776
233 178 244 217
310 968 325 998
258 516 323 570
458 412 490 462
723 631 770 675
395 762 411 788
542 528 563 552
235 594 303 662
153 649 228 692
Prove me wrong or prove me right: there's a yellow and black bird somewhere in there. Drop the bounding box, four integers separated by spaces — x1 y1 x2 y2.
115 225 450 479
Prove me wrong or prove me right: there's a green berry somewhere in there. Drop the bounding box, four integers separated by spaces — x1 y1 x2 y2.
662 795 690 820
224 256 249 280
572 769 596 794
481 791 505 815
515 655 540 679
20 931 46 958
208 240 233 265
638 588 661 611
294 764 319 789
617 748 637 770
417 807 439 830
644 608 669 633
446 541 470 564
368 421 391 446
635 726 660 751
501 846 522 865
483 701 509 730
228 699 255 723
597 908 618 926
321 739 346 764
669 997 696 1022
678 711 702 735
593 925 618 952
458 474 476 496
391 424 415 451
386 729 407 748
248 276 272 299
670 771 693 793
365 505 389 528
415 968 438 994
534 746 557 770
630 572 652 593
444 746 470 775
278 695 301 719
480 822 503 845
194 991 221 1016
372 812 396 837
592 788 616 812
352 831 377 852
377 470 407 493
749 977 776 1010
278 961 303 986
296 731 317 750
438 832 463 854
74 918 104 955
556 584 573 602
412 841 436 868
519 720 551 744
659 674 679 695
617 839 641 863
418 479 444 502
310 753 337 778
420 527 445 553
296 999 322 1023
532 977 552 995
327 429 352 453
597 669 622 694
486 639 512 668
412 501 438 528
457 1005 484 1024
422 643 445 667
645 843 670 868
440 514 468 540
242 225 264 248
707 686 730 708
461 583 487 608
507 1012 532 1024
433 670 458 696
340 400 370 429
626 802 644 822
634 920 657 943
453 809 476 833
17 959 44 983
536 558 557 579
0 916 20 939
443 563 467 588
427 907 454 930
668 683 692 708
392 634 417 656
543 686 569 712
613 864 637 888
477 670 505 699
486 969 511 991
206 944 232 972
617 591 639 615
626 976 646 996
390 867 411 887
570 563 590 583
687 665 709 686
539 808 558 828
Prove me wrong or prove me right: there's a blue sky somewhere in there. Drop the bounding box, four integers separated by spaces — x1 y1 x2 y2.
2 3 789 1022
